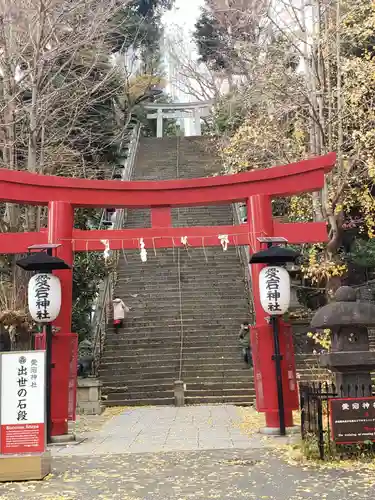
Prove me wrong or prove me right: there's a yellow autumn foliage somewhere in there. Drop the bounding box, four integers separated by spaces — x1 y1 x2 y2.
218 0 375 285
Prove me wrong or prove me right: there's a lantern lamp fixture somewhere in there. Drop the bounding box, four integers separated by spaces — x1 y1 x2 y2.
257 237 288 244
28 244 61 251
250 245 300 265
16 252 71 272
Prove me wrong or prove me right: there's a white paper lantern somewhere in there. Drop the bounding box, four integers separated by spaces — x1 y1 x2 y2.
28 274 62 323
259 266 290 315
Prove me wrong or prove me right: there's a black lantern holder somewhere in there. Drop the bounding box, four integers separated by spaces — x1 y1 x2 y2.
16 244 71 444
250 237 299 436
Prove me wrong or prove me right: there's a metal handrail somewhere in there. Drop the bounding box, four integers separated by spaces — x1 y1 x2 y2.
232 203 255 322
90 122 141 375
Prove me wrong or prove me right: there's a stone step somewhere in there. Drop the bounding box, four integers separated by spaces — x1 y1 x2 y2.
106 322 247 331
113 303 248 311
116 275 246 282
116 272 244 279
116 266 245 274
117 254 242 264
185 395 254 405
110 316 248 324
100 360 328 376
103 338 245 348
112 307 248 317
115 316 247 323
118 257 240 264
105 328 245 337
185 381 253 390
101 372 253 385
103 342 243 351
107 390 175 401
102 380 255 394
186 388 255 398
103 383 174 394
100 357 324 371
103 345 243 355
105 398 175 407
118 271 245 278
101 350 243 360
101 353 243 364
116 302 248 310
110 298 247 307
101 361 244 374
118 289 247 297
117 254 242 263
117 262 243 269
116 287 245 293
101 374 326 389
103 338 238 348
100 361 179 372
106 321 247 331
100 365 250 378
100 375 178 385
101 362 246 373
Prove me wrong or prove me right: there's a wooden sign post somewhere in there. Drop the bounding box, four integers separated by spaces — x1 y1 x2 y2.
0 351 51 482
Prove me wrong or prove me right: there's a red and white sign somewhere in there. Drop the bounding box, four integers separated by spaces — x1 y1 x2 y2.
0 351 46 454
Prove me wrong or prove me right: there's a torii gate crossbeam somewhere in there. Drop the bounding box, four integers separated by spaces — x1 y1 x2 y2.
0 152 336 436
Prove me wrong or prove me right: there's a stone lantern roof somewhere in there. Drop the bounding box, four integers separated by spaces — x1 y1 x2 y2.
310 286 375 329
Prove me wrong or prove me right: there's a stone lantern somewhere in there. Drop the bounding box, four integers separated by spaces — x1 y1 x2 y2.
310 286 375 395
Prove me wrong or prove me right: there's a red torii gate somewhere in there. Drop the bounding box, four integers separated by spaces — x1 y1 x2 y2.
0 152 336 435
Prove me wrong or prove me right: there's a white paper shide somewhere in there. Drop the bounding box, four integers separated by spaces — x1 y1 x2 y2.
259 266 290 315
28 273 61 323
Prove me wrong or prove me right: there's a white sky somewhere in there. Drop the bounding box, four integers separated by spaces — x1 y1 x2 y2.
163 0 204 33
161 0 314 103
162 0 205 103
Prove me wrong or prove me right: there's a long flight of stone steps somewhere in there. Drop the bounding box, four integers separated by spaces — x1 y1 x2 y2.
99 136 329 407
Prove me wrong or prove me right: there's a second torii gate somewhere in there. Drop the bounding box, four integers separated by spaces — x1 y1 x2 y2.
0 151 336 436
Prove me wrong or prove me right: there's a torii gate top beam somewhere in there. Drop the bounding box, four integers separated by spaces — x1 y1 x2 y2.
0 153 336 208
144 100 213 110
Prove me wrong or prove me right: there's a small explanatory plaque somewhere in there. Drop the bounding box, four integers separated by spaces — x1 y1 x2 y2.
330 397 375 444
0 351 46 454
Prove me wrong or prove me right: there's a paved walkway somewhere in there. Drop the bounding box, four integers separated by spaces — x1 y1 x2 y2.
52 405 268 456
1 406 375 499
1 448 375 499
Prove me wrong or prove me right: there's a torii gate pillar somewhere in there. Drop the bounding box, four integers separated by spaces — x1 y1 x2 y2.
48 201 76 436
48 201 74 331
248 195 296 430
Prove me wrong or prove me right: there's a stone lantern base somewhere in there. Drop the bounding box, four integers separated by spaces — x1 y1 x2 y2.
320 351 375 395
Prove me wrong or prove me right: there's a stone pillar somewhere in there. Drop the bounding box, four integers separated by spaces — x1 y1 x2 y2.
174 380 185 407
76 378 103 415
193 108 202 136
156 108 163 138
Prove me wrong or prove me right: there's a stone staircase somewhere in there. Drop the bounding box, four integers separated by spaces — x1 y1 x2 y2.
99 136 328 407
99 136 254 406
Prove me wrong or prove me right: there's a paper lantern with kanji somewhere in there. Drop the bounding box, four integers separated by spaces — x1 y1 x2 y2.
28 274 62 323
259 266 290 315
